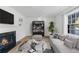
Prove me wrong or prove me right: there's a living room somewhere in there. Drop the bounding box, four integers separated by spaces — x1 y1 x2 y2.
0 6 79 53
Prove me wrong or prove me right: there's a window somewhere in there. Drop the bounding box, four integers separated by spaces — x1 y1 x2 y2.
68 12 79 35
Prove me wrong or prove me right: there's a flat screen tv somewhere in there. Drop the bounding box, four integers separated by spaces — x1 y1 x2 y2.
0 9 14 24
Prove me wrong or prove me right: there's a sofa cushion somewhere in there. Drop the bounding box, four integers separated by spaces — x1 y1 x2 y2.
64 39 74 48
50 38 79 53
59 35 66 41
65 35 78 48
76 40 79 50
71 39 77 48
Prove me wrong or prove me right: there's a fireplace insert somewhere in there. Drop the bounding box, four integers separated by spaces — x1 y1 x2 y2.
0 31 16 53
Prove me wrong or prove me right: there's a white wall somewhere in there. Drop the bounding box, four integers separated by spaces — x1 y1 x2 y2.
54 14 64 34
0 6 28 41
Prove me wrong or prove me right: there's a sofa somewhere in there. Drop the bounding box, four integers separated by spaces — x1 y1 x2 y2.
49 34 79 53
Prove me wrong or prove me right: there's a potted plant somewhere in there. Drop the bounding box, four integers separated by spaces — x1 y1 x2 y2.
48 21 55 35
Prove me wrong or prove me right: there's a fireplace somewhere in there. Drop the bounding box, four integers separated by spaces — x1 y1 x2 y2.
0 31 16 53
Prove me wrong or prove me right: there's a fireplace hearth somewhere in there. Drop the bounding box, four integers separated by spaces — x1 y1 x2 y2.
0 31 16 53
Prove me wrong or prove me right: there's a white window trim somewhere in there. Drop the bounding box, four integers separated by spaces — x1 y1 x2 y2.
64 7 79 36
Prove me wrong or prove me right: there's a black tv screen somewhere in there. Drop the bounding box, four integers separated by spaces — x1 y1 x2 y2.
0 9 14 24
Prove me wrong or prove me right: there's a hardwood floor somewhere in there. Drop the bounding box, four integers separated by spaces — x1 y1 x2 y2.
9 36 29 53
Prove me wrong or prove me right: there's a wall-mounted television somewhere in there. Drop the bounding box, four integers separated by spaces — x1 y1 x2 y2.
0 9 14 24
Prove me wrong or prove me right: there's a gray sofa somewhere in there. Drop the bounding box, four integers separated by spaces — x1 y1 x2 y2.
49 34 79 53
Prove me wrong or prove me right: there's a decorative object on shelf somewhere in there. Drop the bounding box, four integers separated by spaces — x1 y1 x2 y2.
32 21 44 36
19 18 23 26
48 21 55 35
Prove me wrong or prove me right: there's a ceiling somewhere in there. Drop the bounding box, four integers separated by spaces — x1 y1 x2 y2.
11 6 72 17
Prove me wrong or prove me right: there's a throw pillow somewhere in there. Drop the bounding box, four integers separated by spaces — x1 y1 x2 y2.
64 39 74 48
53 33 59 39
59 35 66 41
66 35 78 48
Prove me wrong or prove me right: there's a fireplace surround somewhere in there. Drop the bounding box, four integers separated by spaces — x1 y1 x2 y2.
0 31 16 53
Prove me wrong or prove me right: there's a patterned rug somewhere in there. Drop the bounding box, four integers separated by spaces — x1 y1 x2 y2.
17 36 54 53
